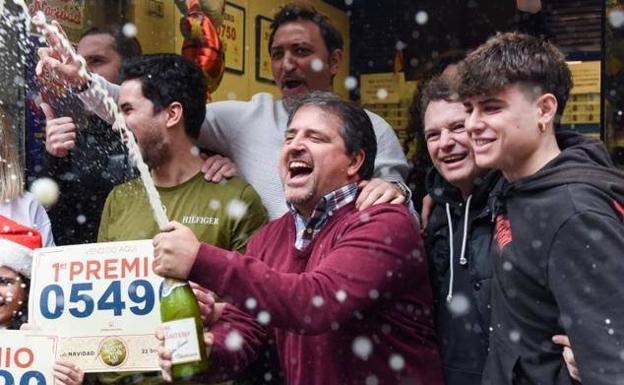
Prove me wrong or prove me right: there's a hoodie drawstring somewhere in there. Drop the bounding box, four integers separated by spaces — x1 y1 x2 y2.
459 194 472 265
445 203 454 302
446 194 473 302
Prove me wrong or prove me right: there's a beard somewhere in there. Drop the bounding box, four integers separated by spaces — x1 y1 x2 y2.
140 135 170 169
283 176 318 213
285 187 316 206
282 95 299 115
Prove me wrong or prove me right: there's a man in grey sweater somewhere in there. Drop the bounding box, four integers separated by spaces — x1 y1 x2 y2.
37 3 409 219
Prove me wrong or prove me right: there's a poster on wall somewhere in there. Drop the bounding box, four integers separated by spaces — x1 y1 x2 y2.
255 15 274 83
360 73 402 104
220 2 245 74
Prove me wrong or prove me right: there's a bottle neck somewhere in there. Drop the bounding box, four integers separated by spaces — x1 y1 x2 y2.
162 278 188 297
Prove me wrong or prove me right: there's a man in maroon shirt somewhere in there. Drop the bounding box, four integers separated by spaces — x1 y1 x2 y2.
153 91 443 385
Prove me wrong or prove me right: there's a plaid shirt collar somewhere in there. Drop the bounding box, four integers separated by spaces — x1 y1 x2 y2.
288 183 358 250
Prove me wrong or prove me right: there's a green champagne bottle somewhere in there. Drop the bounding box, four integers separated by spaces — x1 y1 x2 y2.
160 278 210 380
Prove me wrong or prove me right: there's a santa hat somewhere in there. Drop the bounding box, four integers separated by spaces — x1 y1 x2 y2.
0 215 42 278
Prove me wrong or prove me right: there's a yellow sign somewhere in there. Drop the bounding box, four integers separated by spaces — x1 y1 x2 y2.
29 240 163 372
0 332 58 385
256 15 274 83
219 2 245 74
568 61 601 94
360 73 402 104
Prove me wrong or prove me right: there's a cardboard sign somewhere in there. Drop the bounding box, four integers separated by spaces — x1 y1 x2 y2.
0 332 57 385
220 2 246 74
568 60 601 94
29 240 163 372
255 15 274 83
360 73 402 104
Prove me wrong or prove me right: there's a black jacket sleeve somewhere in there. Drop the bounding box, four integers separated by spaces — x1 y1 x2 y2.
548 210 624 385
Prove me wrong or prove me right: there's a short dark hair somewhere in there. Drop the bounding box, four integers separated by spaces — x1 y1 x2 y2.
418 75 459 126
120 54 207 139
269 2 343 55
287 91 377 180
457 32 572 116
81 26 142 61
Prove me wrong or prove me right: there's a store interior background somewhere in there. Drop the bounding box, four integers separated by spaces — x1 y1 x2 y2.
1 0 623 172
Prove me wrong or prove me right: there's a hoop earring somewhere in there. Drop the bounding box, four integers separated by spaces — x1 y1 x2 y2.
538 122 546 133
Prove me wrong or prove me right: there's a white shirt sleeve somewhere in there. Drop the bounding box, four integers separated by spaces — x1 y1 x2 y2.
366 110 409 182
76 73 119 124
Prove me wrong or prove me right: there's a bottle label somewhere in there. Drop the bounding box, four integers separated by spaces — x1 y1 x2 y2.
162 278 188 298
162 318 201 364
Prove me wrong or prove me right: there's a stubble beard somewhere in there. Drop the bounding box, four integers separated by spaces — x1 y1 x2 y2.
282 95 299 114
285 181 317 211
141 137 170 170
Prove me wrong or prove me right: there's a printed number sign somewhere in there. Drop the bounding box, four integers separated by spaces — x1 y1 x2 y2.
28 240 163 372
0 332 57 385
220 2 246 74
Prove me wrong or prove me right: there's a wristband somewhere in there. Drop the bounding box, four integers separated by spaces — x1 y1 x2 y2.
392 181 412 199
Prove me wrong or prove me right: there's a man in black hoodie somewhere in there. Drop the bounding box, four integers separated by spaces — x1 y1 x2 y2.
419 74 577 385
418 75 500 385
459 32 624 385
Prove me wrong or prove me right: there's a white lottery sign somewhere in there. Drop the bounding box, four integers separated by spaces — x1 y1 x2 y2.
0 332 57 385
28 240 163 372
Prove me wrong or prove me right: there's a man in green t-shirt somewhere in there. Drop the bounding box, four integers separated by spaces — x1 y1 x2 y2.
98 53 267 248
95 53 267 385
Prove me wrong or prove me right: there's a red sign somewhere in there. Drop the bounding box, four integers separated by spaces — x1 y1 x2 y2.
28 0 85 29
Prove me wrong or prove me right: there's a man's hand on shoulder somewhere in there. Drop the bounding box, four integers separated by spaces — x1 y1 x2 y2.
552 335 581 382
201 154 239 183
153 221 200 280
356 178 407 211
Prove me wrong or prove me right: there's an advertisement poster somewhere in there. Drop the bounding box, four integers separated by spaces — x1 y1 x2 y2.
27 0 86 31
29 240 163 372
220 2 245 74
255 15 273 83
0 332 58 385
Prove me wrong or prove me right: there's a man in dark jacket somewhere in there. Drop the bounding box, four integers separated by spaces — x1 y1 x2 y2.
460 32 624 385
418 75 500 385
418 74 582 385
39 26 141 245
